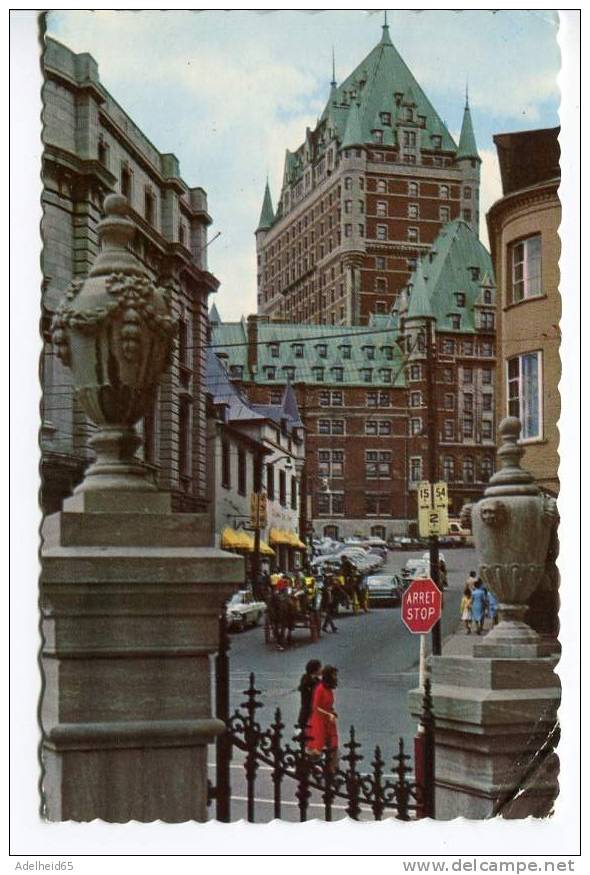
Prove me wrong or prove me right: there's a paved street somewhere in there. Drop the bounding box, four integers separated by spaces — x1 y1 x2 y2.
211 546 478 821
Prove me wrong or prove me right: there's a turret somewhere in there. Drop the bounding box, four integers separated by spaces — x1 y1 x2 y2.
456 90 481 235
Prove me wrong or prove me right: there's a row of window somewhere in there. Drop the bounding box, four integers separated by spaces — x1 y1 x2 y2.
220 442 298 509
315 451 495 489
317 419 393 436
410 455 494 484
263 365 396 384
439 339 495 357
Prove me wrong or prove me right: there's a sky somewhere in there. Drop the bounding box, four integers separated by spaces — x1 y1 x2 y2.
46 9 561 322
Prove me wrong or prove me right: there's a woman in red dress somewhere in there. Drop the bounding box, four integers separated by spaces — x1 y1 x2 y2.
306 665 339 769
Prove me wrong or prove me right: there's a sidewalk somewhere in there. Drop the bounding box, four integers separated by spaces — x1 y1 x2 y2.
442 623 491 656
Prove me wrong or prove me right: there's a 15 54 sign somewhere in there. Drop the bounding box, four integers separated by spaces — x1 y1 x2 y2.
417 481 449 537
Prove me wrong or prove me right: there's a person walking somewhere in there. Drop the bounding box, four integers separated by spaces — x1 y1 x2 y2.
470 577 487 635
306 665 339 771
460 585 473 634
487 588 499 626
297 659 322 732
321 577 338 633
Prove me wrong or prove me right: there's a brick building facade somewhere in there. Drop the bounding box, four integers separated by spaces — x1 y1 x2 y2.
212 219 496 539
41 37 218 513
487 127 561 496
255 22 481 327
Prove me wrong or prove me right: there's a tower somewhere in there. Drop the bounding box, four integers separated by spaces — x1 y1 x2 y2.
456 90 482 235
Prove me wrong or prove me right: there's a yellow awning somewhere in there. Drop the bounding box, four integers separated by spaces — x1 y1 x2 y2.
259 539 275 557
221 528 254 551
293 537 307 550
269 528 289 545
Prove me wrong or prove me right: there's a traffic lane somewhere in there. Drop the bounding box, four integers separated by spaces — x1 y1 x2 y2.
227 589 461 756
384 545 477 589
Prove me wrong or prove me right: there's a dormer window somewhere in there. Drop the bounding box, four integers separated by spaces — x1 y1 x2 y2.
317 343 327 358
341 345 351 360
332 367 343 382
450 315 461 330
269 342 280 358
266 366 277 380
382 346 394 360
373 129 383 144
229 365 243 379
283 366 295 380
483 289 493 305
313 367 324 382
431 135 442 149
469 266 480 281
456 293 466 308
293 343 304 358
364 346 375 360
380 112 391 125
403 131 416 148
405 107 413 122
361 369 373 383
380 369 392 383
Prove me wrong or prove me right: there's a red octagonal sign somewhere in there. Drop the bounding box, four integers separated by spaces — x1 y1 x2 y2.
402 577 442 634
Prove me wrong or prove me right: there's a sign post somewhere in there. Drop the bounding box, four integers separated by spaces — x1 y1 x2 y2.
417 481 449 656
402 577 443 690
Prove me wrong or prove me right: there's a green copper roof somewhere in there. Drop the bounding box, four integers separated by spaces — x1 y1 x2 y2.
456 100 480 161
257 180 275 231
407 220 495 331
341 100 364 149
321 29 457 153
211 320 406 389
406 268 433 320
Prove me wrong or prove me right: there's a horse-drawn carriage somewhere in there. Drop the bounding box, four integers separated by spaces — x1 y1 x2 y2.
264 584 321 649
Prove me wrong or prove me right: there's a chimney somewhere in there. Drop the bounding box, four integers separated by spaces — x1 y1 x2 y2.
247 314 259 380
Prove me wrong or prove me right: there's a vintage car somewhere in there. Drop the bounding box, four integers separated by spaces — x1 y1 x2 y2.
226 590 267 632
366 573 404 606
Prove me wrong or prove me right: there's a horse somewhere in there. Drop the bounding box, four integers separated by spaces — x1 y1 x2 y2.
265 585 299 650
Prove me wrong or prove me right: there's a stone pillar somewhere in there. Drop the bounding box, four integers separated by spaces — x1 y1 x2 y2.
409 418 560 819
41 194 243 821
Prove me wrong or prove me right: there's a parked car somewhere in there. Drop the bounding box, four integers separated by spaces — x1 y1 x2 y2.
226 590 267 632
401 557 431 583
392 536 424 551
421 551 447 566
366 573 404 606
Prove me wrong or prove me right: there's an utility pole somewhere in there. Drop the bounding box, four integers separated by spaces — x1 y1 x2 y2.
251 451 263 589
425 320 442 656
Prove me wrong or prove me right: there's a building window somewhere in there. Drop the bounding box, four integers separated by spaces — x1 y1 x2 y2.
464 186 472 199
367 391 390 408
269 342 280 358
179 398 191 477
403 130 416 147
463 457 475 483
345 224 353 238
480 341 494 357
410 457 422 483
443 419 455 440
444 393 455 409
237 447 247 496
318 492 344 516
463 367 473 384
121 164 132 199
366 450 392 479
279 469 287 506
482 368 492 385
456 293 466 308
313 367 324 382
463 415 473 439
221 439 231 488
318 419 344 435
344 177 353 190
98 136 109 167
482 420 493 440
332 367 344 382
410 417 422 436
463 209 472 222
340 345 351 360
480 311 495 330
463 393 473 411
443 367 454 383
293 343 304 358
376 201 388 217
366 495 390 516
442 457 454 482
441 338 455 355
283 366 295 381
345 199 352 214
511 235 542 302
483 289 493 305
361 369 373 383
481 456 494 481
144 188 155 225
409 364 421 381
482 393 493 412
375 301 387 315
265 366 277 380
410 391 422 407
439 206 450 223
380 368 392 383
229 364 243 379
439 185 449 200
408 227 419 243
507 351 542 440
380 112 391 125
451 315 461 330
376 225 387 241
376 179 387 193
266 463 275 500
364 345 375 360
408 182 419 197
376 256 386 270
373 129 383 144
408 203 419 219
319 449 344 478
382 346 394 360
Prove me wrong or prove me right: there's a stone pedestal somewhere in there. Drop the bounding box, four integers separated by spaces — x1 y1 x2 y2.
40 489 243 822
409 651 560 819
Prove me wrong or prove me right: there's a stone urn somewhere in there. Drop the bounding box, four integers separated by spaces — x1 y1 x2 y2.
472 417 559 657
51 194 177 493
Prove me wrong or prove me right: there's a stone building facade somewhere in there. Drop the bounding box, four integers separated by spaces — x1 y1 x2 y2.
41 37 218 513
212 219 496 539
486 127 561 496
205 347 305 574
255 21 481 327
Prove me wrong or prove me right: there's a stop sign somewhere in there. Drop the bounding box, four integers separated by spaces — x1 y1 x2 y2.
402 577 442 634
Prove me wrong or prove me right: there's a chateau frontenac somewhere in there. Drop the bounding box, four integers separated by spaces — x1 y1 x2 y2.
255 20 481 327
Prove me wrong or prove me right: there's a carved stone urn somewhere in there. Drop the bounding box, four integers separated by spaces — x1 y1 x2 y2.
51 194 177 492
472 417 559 657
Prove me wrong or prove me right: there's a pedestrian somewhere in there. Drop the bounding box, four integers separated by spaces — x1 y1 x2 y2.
470 577 487 635
465 570 478 591
321 578 338 633
306 665 339 771
487 588 499 625
297 659 322 731
460 585 473 634
439 558 448 590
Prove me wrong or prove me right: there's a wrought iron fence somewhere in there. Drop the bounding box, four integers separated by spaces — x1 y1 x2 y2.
211 616 435 822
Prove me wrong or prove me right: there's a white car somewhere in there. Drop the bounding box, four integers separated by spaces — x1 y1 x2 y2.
226 590 267 632
422 551 447 566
